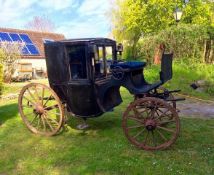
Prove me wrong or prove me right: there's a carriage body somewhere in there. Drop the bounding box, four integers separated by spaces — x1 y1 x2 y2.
44 38 156 118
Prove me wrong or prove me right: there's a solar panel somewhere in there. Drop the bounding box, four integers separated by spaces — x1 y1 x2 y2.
9 33 22 42
26 44 40 55
19 34 33 44
0 32 40 56
22 46 30 55
0 32 12 41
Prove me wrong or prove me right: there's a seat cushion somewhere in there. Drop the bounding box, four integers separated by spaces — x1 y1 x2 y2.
110 61 146 69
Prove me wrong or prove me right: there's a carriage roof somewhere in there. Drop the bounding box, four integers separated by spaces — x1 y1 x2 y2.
47 38 116 45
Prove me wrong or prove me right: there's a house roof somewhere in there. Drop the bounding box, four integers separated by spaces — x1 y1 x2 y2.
0 27 65 59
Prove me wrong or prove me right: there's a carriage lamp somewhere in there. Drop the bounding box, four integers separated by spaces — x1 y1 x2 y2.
173 7 183 22
117 43 123 55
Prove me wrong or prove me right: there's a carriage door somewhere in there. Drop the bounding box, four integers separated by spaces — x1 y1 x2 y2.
67 45 87 80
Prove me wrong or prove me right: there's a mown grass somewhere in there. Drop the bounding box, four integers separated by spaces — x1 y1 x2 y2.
0 88 214 175
144 61 214 100
1 79 48 96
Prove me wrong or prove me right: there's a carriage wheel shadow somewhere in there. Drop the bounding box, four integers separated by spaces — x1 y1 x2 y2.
62 112 122 134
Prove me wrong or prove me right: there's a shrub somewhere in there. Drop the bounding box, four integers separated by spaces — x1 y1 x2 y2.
138 24 213 64
0 41 23 83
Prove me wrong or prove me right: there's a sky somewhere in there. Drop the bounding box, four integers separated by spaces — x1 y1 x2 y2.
0 0 114 38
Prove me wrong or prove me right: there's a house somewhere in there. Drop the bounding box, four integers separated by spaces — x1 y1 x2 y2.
0 28 65 79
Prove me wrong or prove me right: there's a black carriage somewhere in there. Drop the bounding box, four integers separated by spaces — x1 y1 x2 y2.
18 38 184 150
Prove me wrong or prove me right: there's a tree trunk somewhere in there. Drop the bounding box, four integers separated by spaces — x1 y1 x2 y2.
209 39 214 63
154 44 165 65
203 40 207 63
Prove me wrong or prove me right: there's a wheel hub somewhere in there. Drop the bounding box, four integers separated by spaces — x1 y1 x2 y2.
35 104 44 115
145 119 156 131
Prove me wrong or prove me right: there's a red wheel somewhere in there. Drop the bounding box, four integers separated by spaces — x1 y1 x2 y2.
122 97 180 150
18 83 64 136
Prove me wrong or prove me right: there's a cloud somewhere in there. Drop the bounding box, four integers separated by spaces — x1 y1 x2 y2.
58 0 113 38
0 0 37 27
78 0 111 16
38 0 77 11
0 0 113 38
56 18 109 38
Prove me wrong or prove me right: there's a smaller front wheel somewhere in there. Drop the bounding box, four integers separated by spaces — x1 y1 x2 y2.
122 97 180 150
18 83 64 136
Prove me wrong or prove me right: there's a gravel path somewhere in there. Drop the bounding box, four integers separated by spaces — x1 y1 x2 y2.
176 96 214 118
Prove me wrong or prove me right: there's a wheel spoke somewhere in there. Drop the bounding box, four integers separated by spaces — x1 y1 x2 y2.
41 87 45 105
22 104 33 108
150 109 156 119
157 109 171 119
23 96 36 106
133 128 145 138
158 119 175 125
41 115 46 131
24 112 34 117
128 115 144 123
157 126 175 133
43 114 55 131
33 85 41 102
151 130 157 147
45 112 60 125
156 129 167 141
44 104 59 110
47 111 61 116
128 124 144 129
43 95 53 107
36 116 41 128
26 88 37 103
133 108 141 118
30 114 38 125
143 131 149 145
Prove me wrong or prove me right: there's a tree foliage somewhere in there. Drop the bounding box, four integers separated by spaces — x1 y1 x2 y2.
25 15 55 32
139 24 214 63
111 0 214 59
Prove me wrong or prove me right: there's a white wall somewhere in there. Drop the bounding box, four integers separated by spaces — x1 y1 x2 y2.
19 58 47 71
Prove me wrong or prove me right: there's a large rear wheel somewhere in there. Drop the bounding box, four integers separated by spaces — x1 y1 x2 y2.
122 97 180 150
18 83 64 136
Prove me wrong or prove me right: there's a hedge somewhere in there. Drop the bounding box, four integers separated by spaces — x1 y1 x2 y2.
138 24 214 64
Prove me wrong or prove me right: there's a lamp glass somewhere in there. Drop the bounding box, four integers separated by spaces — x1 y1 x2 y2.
173 8 183 22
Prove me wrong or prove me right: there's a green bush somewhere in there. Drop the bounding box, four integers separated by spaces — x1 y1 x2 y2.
139 24 212 63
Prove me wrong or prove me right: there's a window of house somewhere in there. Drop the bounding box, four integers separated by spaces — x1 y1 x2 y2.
67 45 87 79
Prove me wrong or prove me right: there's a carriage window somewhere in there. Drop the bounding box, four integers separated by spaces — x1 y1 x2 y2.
94 46 114 77
67 45 87 79
98 46 104 60
106 46 113 60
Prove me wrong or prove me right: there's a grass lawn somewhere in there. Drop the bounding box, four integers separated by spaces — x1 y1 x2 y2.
0 88 214 175
1 79 48 96
144 61 214 100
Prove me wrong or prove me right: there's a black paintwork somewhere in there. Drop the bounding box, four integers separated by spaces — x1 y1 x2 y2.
44 38 173 118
